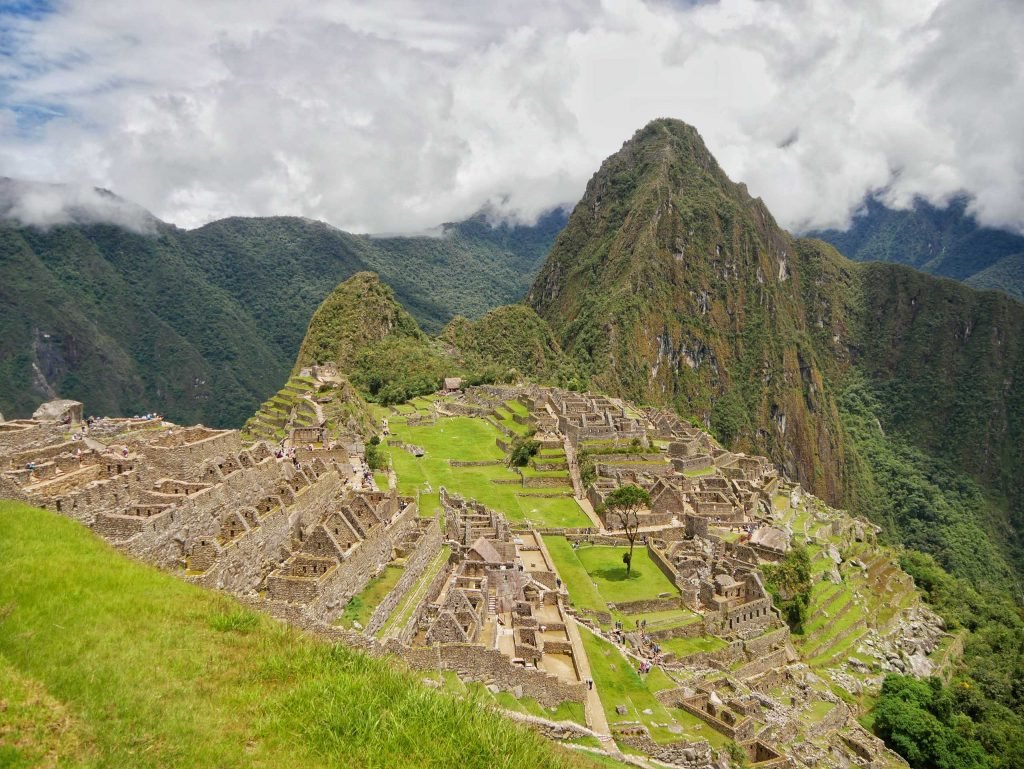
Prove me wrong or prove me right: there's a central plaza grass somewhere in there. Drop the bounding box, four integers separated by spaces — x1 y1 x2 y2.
573 545 679 603
384 415 589 528
542 537 700 632
0 502 603 769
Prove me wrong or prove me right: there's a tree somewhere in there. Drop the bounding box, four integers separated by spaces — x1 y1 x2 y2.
605 484 651 577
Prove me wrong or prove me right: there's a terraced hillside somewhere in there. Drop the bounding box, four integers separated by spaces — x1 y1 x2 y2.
242 372 374 445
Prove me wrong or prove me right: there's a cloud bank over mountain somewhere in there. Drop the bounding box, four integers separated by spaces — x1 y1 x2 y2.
1 0 1021 234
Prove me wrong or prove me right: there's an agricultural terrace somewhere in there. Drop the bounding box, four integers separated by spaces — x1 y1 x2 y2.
379 405 590 529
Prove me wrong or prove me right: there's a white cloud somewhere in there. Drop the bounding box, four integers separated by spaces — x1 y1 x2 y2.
0 178 157 233
0 0 1021 234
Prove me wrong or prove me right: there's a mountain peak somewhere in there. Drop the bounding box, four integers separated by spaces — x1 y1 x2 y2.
295 271 425 371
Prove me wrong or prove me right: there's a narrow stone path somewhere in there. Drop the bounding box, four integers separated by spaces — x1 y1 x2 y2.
561 433 605 531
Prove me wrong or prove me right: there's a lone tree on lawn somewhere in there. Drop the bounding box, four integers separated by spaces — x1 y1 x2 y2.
605 484 651 577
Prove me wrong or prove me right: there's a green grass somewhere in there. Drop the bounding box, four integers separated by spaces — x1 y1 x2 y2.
658 635 727 658
0 653 93 767
386 416 589 528
0 502 597 769
337 564 405 629
573 546 678 604
542 536 609 617
578 630 681 744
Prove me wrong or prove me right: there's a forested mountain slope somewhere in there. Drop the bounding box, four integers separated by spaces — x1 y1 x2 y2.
0 197 566 427
528 119 1024 589
813 196 1024 300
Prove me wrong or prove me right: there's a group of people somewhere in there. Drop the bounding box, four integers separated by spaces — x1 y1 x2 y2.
274 444 301 468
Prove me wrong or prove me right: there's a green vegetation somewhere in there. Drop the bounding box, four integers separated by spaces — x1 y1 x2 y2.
0 501 592 769
509 437 541 467
338 564 405 629
578 629 684 744
885 551 1024 769
838 375 1018 591
873 676 989 769
0 204 565 428
440 304 581 386
602 485 651 576
384 414 589 528
760 544 812 632
542 537 687 630
574 545 677 603
380 545 451 637
813 195 1024 300
242 373 375 444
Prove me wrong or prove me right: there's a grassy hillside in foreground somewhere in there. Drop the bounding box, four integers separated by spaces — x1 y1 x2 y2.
0 501 596 769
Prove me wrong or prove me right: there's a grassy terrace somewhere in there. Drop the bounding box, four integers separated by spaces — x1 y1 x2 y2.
580 630 707 746
0 502 599 769
337 563 405 629
435 671 587 726
384 415 589 528
573 546 678 604
380 545 451 637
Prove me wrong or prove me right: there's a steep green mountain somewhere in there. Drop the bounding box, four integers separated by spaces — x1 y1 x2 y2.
812 196 1024 299
290 274 576 406
292 272 456 406
966 253 1024 301
440 304 579 385
528 118 1024 591
0 193 566 427
528 119 849 501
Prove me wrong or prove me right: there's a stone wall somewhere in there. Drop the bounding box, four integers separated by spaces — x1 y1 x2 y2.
120 457 289 568
312 500 420 620
614 732 713 768
400 644 586 707
733 647 788 680
610 597 684 615
366 518 442 635
143 431 241 480
400 560 456 645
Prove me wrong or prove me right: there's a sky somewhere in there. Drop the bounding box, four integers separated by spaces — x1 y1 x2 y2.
0 0 1022 235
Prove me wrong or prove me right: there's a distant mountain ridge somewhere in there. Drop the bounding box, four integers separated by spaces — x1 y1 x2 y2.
0 194 567 427
812 195 1024 301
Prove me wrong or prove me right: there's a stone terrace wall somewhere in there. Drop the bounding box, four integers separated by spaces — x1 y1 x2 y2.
401 644 586 708
400 560 455 645
615 732 712 768
312 501 420 620
142 431 242 481
742 627 790 658
122 457 288 568
366 518 442 635
194 505 292 594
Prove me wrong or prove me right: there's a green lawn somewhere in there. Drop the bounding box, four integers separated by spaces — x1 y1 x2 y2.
578 630 682 744
0 502 596 769
574 545 679 604
542 536 609 617
658 635 727 658
386 416 589 528
337 564 405 628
